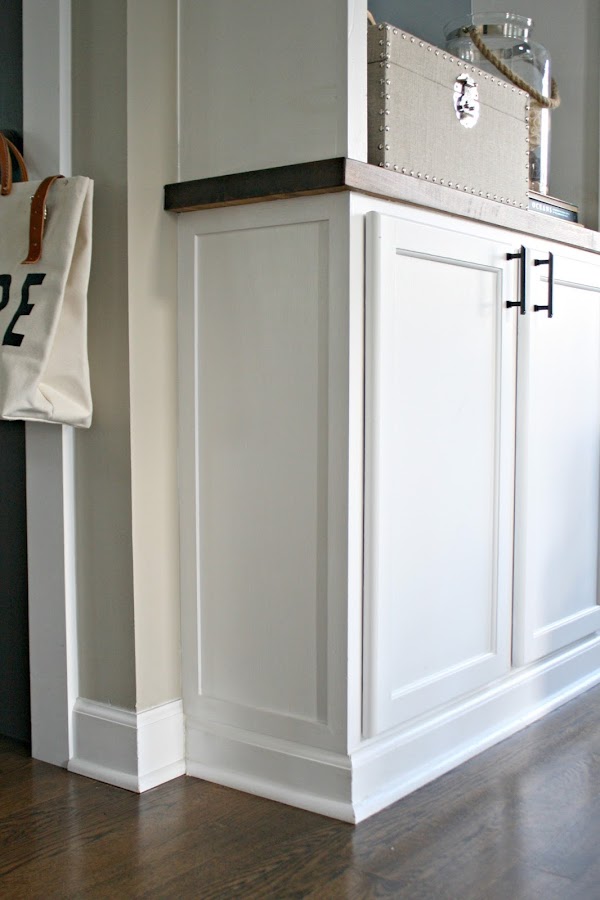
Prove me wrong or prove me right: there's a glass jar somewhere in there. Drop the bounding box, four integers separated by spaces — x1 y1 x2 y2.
444 12 552 194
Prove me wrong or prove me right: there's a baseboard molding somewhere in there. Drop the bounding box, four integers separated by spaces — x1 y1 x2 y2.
185 635 600 822
186 760 355 823
186 720 355 822
352 635 600 821
68 698 185 792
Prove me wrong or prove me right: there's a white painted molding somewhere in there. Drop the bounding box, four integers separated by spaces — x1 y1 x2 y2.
69 699 185 792
22 0 72 178
352 634 600 822
186 719 355 823
185 636 600 823
26 426 78 766
347 0 368 162
23 0 77 767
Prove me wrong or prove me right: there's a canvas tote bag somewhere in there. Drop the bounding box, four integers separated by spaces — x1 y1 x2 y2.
0 132 93 427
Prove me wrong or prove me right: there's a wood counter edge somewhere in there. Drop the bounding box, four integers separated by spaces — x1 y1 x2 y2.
164 158 600 255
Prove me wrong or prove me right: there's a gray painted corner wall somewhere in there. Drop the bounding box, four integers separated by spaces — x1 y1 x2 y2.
70 0 180 713
72 0 136 709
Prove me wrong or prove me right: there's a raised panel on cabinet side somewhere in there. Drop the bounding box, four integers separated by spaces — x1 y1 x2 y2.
363 211 517 738
179 195 356 760
193 221 329 725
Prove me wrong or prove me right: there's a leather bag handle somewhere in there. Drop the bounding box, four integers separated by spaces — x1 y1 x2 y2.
22 175 65 264
0 132 29 196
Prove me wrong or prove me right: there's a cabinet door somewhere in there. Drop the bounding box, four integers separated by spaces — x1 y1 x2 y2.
363 211 517 737
513 250 600 666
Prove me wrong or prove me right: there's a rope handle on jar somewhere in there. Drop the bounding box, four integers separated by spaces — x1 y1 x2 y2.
464 26 560 108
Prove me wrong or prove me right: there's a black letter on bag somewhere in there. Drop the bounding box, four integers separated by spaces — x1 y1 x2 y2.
0 274 11 311
3 273 46 347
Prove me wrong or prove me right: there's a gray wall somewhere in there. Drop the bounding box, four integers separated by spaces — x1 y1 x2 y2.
368 0 470 47
70 0 180 712
0 424 29 743
72 0 137 709
0 0 23 138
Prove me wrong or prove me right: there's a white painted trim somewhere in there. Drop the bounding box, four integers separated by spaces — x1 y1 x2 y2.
347 0 368 162
187 760 355 824
26 426 78 765
69 699 186 792
353 635 600 821
23 0 77 766
186 719 355 823
185 636 600 823
22 0 72 177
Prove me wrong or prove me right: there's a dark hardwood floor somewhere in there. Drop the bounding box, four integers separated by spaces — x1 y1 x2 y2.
2 684 600 898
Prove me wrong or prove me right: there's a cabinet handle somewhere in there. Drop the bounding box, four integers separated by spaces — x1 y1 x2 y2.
506 246 526 314
533 253 554 318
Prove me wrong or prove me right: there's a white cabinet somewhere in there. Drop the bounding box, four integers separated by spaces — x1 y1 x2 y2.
513 251 600 664
177 184 600 823
363 212 517 737
364 211 600 737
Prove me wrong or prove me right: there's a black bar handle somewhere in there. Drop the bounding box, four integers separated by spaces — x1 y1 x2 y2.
506 246 526 314
533 252 554 318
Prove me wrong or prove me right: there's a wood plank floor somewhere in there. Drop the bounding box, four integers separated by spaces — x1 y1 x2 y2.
2 685 600 899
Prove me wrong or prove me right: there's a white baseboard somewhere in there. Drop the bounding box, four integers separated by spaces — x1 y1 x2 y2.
351 634 600 821
68 697 186 792
186 720 355 822
185 636 600 822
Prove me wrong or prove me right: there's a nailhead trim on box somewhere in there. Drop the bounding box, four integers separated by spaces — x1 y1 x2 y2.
374 23 529 208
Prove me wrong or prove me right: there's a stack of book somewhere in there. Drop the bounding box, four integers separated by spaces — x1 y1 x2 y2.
529 192 579 224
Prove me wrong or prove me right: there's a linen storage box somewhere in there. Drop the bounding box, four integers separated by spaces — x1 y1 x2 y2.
368 23 530 208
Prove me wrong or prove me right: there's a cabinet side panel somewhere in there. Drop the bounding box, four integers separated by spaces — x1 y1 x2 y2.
195 222 329 723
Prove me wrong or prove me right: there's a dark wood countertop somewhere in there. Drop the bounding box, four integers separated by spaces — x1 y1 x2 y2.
164 158 600 254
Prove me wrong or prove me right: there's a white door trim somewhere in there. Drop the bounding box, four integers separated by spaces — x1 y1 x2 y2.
22 0 77 766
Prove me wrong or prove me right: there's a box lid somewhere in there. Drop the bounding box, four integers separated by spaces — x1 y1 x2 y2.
368 23 530 120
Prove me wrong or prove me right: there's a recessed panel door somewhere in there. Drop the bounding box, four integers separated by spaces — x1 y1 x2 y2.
513 251 600 665
364 211 517 737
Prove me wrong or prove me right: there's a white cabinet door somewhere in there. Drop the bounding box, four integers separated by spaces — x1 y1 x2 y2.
363 211 518 737
513 250 600 665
